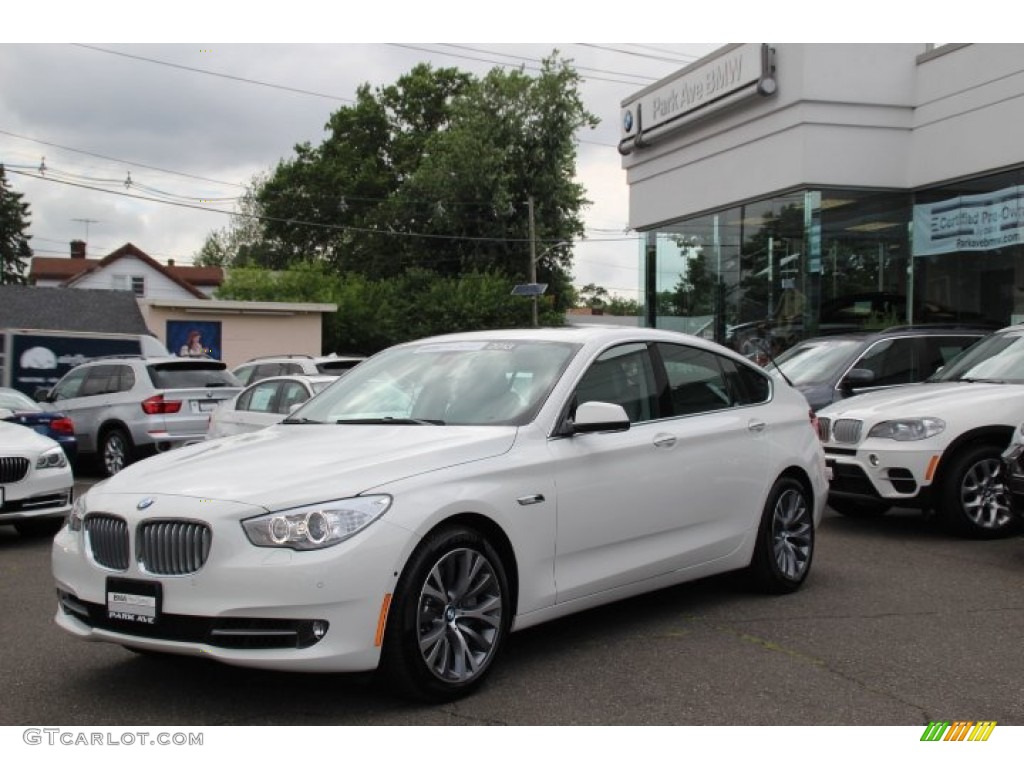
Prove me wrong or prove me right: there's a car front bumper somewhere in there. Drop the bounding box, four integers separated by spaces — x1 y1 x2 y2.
823 439 943 507
0 465 73 522
51 494 414 673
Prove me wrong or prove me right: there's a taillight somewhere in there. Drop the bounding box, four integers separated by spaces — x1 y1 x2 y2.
49 417 75 435
141 395 182 415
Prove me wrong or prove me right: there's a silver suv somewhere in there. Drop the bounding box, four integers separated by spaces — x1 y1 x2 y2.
231 354 364 386
36 356 241 476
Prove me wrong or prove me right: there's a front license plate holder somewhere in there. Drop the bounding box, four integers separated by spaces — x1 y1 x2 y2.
106 577 162 627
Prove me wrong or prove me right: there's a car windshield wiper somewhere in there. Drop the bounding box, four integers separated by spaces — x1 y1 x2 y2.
335 417 445 426
281 417 324 424
959 377 1008 384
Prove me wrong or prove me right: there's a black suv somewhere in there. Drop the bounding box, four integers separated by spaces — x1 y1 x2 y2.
766 325 992 412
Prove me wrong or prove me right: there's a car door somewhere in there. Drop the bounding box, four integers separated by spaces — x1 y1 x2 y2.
217 380 287 436
550 341 774 604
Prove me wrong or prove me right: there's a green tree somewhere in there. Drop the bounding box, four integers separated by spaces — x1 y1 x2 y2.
605 296 640 316
194 172 272 267
218 54 596 316
215 265 553 355
0 165 32 284
576 283 610 310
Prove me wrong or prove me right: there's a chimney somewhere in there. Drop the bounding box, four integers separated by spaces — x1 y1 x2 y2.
70 240 86 259
167 258 175 267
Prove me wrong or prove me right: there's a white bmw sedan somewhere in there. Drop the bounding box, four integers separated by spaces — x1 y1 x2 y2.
52 327 827 700
0 418 74 536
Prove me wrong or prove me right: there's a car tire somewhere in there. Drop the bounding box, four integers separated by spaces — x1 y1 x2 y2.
829 498 891 518
100 427 134 477
14 517 64 537
938 443 1020 539
745 476 815 594
381 525 511 702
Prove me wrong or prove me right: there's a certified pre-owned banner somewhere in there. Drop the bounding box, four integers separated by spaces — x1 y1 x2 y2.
913 185 1024 257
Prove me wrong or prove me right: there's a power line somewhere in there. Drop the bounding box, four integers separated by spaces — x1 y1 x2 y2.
438 44 669 83
574 43 701 65
0 128 248 189
387 43 652 87
72 44 357 103
9 167 638 248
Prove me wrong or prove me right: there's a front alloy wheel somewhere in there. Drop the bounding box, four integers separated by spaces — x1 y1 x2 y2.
941 444 1018 539
417 548 503 684
382 526 510 701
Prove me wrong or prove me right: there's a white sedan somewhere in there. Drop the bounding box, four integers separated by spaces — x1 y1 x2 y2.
206 375 335 439
0 419 74 536
52 327 827 700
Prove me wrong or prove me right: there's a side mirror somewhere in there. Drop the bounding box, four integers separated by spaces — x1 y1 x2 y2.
841 368 875 392
33 388 52 403
572 401 630 434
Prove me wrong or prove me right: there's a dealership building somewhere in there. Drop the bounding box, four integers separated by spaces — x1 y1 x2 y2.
619 43 1024 350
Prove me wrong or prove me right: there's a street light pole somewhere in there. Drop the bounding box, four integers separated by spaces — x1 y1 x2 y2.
528 196 538 327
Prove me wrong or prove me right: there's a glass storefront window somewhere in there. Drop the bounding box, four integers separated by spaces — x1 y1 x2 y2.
643 187 916 361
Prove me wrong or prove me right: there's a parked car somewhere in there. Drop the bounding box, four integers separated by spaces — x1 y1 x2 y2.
207 375 335 439
52 327 827 701
35 356 242 476
0 420 74 536
729 292 992 361
0 386 78 460
767 325 989 412
817 323 1024 538
232 354 365 386
1000 425 1024 526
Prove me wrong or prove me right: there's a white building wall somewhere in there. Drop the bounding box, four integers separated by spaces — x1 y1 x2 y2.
623 44 926 229
910 44 1024 187
623 43 1024 230
71 255 196 300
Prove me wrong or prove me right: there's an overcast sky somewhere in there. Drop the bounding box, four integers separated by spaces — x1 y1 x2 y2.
1 5 973 300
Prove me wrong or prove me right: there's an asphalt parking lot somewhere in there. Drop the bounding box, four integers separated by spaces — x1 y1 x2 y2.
2 470 1022 726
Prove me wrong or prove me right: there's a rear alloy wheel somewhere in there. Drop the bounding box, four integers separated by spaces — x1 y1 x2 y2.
746 477 815 594
100 427 134 477
939 444 1019 539
382 526 510 701
829 498 891 518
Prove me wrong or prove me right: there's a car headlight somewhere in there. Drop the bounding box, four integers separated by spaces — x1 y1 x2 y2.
68 494 86 532
867 418 946 441
242 495 392 550
36 446 68 470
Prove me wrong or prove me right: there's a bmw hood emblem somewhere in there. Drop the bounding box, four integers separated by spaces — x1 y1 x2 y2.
137 497 155 511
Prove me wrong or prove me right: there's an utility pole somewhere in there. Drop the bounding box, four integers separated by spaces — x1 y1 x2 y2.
528 196 538 328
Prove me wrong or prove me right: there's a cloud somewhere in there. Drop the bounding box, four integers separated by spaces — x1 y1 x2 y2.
0 41 720 293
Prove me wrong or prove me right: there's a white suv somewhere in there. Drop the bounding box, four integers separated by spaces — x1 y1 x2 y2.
817 325 1024 538
232 354 364 386
37 356 242 476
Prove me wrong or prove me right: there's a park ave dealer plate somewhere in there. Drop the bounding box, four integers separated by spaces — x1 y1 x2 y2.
106 578 162 625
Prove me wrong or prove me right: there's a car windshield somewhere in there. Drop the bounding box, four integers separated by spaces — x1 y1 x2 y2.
768 339 863 385
289 340 581 427
0 389 40 412
927 331 1024 383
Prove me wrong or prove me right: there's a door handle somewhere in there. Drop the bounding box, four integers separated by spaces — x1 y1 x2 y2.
653 434 677 449
748 420 767 433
